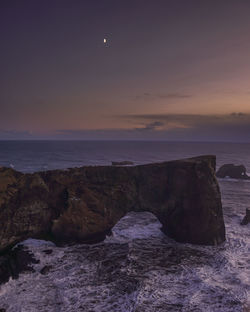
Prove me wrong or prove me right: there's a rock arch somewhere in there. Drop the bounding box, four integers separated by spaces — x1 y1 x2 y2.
0 156 225 252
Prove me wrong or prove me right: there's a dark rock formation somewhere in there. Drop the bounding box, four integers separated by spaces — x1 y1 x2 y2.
0 155 225 250
0 244 39 284
112 161 134 166
240 209 250 225
216 164 250 180
40 265 52 275
0 255 11 285
42 249 53 255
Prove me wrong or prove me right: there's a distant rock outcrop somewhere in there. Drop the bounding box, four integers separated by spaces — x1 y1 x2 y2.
0 156 225 250
240 209 250 225
216 164 250 180
112 161 134 166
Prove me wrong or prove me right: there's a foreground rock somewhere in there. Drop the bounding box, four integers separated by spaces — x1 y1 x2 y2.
216 164 250 180
240 209 250 225
0 155 225 250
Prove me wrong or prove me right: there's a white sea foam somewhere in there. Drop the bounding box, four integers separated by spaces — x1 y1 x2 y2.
17 238 56 248
218 177 250 183
105 211 164 243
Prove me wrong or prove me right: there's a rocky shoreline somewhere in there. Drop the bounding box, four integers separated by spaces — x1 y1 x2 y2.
0 210 248 312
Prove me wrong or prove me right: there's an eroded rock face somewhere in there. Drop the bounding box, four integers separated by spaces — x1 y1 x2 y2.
0 155 225 250
216 164 250 180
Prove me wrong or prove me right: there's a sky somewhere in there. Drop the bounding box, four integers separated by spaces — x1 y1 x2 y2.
1 0 250 141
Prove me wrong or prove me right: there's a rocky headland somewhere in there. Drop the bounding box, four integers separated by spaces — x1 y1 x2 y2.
0 155 225 252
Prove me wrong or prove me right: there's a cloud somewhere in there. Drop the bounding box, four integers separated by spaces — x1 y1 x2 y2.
54 113 250 141
2 112 250 142
121 112 250 125
0 129 33 139
54 129 136 140
157 93 193 99
118 112 250 141
134 121 165 131
230 112 246 117
133 92 193 101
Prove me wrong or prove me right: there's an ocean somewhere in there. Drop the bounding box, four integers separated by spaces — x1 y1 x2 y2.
0 140 249 311
0 140 250 173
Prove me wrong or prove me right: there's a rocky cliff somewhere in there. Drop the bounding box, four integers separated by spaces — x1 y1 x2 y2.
0 155 225 251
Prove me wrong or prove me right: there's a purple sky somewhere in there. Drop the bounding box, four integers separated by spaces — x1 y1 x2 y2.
1 0 250 141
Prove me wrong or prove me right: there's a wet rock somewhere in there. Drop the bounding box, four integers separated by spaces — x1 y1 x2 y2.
0 244 39 284
240 209 250 225
0 155 225 249
10 245 39 279
0 255 11 284
216 164 250 180
42 249 53 254
40 265 52 275
112 161 134 166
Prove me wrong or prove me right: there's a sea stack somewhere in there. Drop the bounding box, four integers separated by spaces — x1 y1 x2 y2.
0 155 225 251
216 164 250 180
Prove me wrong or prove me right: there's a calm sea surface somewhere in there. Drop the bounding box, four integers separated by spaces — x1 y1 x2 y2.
0 140 250 173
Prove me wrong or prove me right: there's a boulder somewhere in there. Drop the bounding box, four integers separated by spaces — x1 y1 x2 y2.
40 265 52 275
0 156 225 249
240 208 250 225
216 164 250 180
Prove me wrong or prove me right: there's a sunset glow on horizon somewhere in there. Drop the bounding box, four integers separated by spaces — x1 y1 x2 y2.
1 1 250 141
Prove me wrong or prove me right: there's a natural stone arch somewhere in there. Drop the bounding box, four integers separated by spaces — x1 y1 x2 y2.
0 156 225 252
